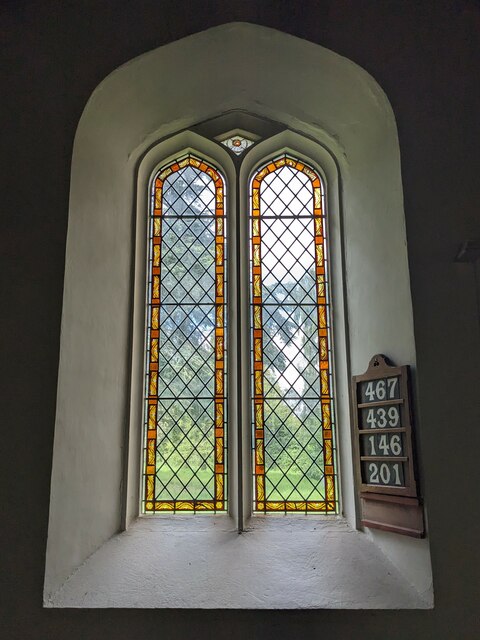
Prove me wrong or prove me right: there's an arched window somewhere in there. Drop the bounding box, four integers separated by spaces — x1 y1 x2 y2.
142 146 337 516
250 155 337 513
143 155 227 513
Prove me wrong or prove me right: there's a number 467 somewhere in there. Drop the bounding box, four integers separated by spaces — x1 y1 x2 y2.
365 378 397 401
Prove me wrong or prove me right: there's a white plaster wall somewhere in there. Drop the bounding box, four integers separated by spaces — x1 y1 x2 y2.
45 23 432 602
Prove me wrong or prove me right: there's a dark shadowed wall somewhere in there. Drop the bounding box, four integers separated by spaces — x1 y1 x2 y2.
1 1 479 638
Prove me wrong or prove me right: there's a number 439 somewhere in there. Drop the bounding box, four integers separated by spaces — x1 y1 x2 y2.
366 406 400 429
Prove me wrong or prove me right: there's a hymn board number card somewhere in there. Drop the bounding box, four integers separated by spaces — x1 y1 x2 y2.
352 354 424 537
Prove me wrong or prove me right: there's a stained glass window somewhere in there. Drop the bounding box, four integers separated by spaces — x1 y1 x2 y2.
142 155 227 513
250 155 338 513
143 149 338 517
220 134 255 155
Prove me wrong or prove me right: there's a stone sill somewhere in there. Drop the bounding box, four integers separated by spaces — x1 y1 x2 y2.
44 516 433 609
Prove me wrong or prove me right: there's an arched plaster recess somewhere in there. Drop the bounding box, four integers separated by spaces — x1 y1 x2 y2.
127 132 238 527
237 132 349 525
45 22 432 603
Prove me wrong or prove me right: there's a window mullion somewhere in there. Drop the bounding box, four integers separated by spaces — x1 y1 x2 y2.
233 160 255 528
229 166 251 530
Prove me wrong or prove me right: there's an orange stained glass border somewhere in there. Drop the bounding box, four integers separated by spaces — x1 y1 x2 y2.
251 155 337 513
143 154 226 513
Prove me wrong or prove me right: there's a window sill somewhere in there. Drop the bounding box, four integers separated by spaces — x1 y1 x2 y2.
44 516 433 609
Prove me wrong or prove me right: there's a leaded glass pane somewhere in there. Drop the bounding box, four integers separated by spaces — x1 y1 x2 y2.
250 155 338 513
143 156 227 513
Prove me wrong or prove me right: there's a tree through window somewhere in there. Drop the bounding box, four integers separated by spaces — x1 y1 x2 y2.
142 150 337 514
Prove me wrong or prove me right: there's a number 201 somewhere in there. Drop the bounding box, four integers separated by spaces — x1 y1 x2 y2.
368 462 402 486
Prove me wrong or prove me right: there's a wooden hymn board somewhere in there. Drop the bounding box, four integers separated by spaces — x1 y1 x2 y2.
352 354 424 538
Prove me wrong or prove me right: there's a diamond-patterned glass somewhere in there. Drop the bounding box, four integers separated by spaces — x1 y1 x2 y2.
250 155 337 513
143 156 226 513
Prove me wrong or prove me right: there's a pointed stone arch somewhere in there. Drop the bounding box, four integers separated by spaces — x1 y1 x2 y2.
45 22 432 608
